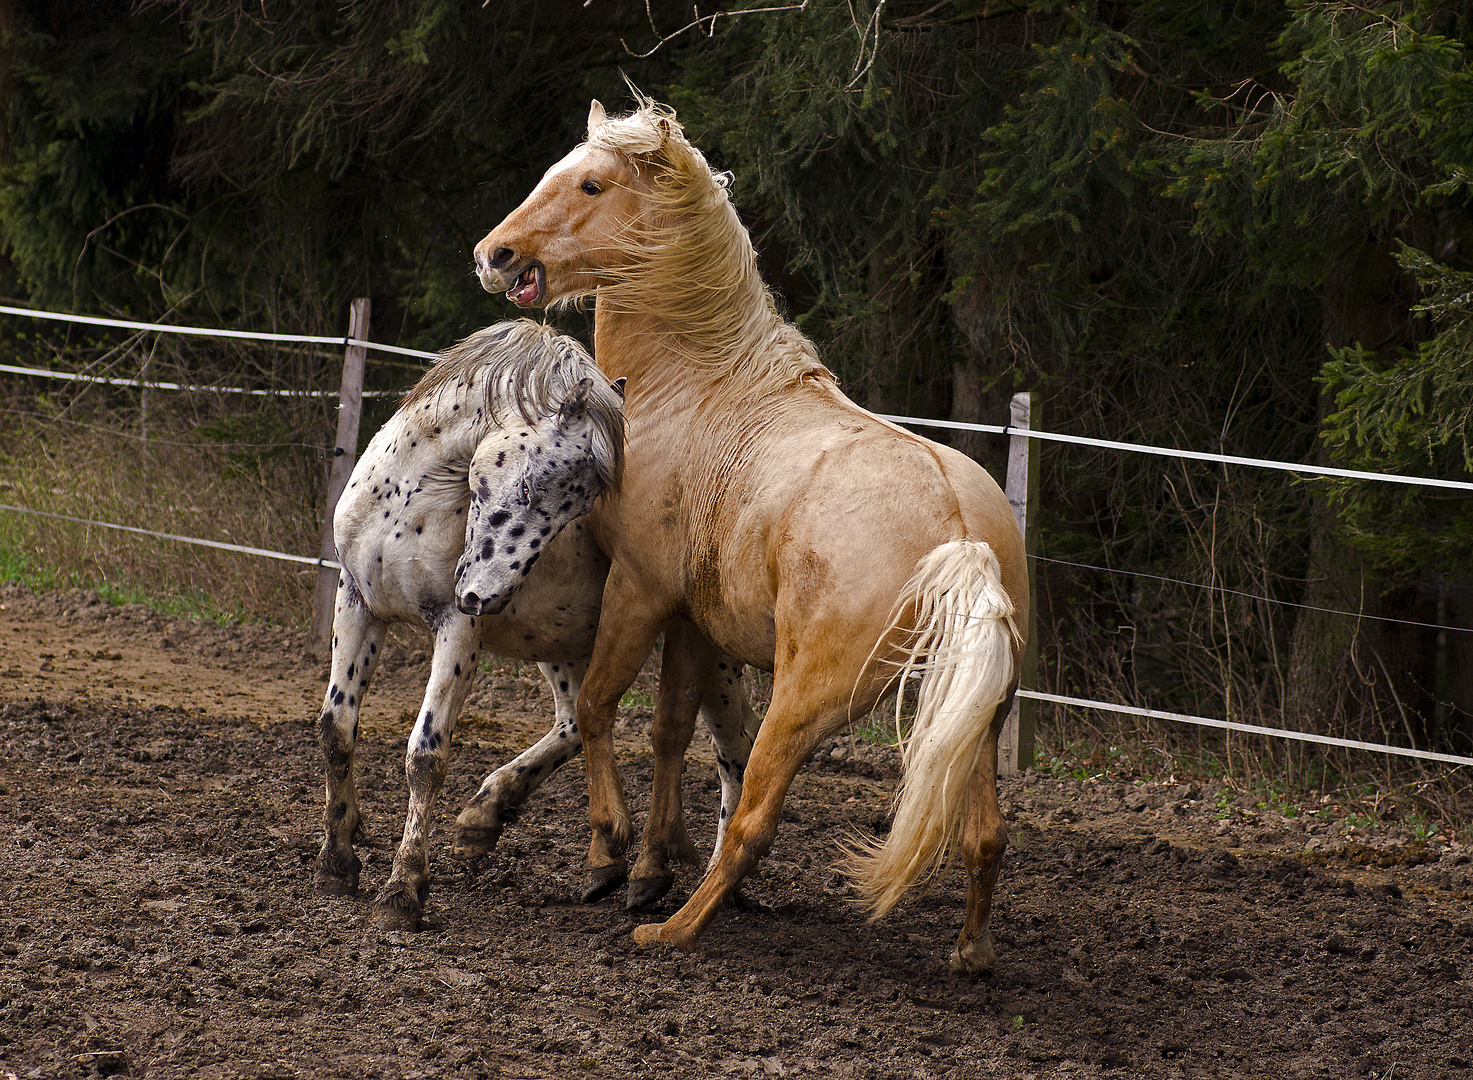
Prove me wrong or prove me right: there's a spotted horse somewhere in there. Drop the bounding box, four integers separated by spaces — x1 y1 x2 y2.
313 319 761 931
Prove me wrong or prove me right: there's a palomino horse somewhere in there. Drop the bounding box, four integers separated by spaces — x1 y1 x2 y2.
314 319 761 930
473 100 1028 972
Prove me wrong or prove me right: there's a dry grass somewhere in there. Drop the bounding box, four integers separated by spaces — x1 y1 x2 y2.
0 372 332 623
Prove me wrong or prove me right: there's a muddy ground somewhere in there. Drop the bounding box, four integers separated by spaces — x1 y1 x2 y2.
1 581 1471 1079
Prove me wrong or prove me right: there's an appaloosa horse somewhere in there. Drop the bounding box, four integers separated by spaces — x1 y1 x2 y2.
313 319 761 930
473 100 1028 972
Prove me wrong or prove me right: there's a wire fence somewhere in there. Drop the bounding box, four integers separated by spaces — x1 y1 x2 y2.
3 301 1471 770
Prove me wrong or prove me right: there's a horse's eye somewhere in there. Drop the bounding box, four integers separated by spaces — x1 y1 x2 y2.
580 180 601 196
520 480 532 506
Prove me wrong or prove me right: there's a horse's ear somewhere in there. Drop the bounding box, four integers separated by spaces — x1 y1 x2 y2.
558 377 594 426
610 377 627 400
588 100 608 136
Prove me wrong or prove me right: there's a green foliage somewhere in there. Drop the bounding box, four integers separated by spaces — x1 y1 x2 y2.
2 0 695 343
1319 244 1473 573
0 5 203 311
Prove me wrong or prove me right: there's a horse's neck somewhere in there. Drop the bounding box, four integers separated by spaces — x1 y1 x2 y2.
400 370 520 460
593 309 664 382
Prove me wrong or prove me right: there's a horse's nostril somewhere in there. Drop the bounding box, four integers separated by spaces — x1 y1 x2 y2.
490 247 516 270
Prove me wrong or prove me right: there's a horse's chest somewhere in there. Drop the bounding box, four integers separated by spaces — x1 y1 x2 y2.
336 457 469 618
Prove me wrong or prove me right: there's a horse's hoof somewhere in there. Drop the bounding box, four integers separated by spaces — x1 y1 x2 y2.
450 821 503 861
631 922 665 948
625 872 674 911
632 920 697 953
580 861 628 903
370 883 424 932
313 851 361 898
949 937 997 975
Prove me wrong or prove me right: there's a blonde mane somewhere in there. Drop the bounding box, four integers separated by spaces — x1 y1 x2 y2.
585 97 833 394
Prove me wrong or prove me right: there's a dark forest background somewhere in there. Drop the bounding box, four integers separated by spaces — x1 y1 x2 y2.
2 0 1471 765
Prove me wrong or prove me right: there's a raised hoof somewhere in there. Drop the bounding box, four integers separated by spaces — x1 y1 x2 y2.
631 921 666 948
625 872 675 911
632 920 696 953
949 937 998 975
370 883 424 932
450 821 504 861
313 852 361 898
580 861 628 903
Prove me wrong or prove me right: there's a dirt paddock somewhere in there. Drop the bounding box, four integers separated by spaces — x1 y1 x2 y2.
1 582 1471 1079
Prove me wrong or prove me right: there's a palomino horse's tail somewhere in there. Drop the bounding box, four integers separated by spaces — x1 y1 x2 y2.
844 539 1020 918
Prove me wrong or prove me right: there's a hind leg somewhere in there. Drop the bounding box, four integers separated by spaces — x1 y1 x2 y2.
632 631 877 952
314 576 387 897
951 697 1011 974
699 656 761 871
371 608 482 931
452 659 587 859
626 622 707 909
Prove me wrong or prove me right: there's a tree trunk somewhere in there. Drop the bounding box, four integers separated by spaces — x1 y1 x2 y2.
1286 234 1415 738
947 273 1008 464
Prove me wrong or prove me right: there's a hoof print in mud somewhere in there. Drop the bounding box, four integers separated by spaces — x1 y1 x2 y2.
580 862 628 903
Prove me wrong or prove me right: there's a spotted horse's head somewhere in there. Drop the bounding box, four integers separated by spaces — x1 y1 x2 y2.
454 376 624 617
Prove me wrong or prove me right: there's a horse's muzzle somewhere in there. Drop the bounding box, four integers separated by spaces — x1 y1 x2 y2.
474 246 521 292
456 590 511 618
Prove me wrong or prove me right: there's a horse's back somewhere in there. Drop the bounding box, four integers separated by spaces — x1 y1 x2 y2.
771 383 1019 564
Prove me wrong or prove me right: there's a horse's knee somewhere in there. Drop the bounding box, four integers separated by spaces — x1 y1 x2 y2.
318 707 355 762
963 800 1008 870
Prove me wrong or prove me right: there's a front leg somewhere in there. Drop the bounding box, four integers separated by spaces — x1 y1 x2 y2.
578 572 671 903
627 621 707 910
451 659 588 859
371 608 482 931
314 576 387 898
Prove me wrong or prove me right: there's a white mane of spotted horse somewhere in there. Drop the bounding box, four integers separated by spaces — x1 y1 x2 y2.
313 319 760 931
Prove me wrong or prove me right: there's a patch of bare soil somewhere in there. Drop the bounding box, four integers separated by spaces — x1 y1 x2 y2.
2 582 1472 1079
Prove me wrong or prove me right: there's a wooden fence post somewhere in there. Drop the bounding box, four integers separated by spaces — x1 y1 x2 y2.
307 298 370 658
1000 391 1040 775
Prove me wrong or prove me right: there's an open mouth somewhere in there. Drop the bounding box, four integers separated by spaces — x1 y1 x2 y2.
506 261 545 307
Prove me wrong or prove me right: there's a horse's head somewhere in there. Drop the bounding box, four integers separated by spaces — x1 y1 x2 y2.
454 375 624 617
474 101 654 308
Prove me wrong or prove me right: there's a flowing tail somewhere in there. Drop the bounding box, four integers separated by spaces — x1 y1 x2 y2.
844 539 1021 918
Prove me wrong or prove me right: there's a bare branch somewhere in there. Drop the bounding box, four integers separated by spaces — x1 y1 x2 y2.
601 0 811 60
